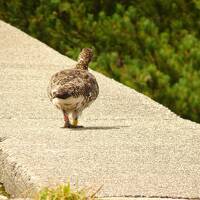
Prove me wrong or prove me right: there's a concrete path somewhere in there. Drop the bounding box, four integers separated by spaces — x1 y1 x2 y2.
0 20 200 199
0 198 193 200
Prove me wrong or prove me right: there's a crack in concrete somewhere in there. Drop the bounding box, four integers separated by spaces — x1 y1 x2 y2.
110 195 200 199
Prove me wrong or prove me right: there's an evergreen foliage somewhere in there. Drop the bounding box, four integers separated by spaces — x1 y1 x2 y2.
0 0 200 122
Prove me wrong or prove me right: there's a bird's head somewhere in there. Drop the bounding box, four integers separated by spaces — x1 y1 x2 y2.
76 48 93 70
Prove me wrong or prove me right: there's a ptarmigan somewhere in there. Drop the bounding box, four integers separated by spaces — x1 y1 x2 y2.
48 48 99 128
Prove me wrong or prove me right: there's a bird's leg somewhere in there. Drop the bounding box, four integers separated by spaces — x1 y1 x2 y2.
72 111 83 128
63 111 71 128
72 111 78 128
73 118 78 127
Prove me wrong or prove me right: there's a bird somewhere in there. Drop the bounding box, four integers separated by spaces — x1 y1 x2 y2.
47 48 99 128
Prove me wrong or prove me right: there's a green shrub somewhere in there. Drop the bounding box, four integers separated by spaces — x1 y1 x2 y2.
0 0 200 122
34 182 101 200
0 183 10 198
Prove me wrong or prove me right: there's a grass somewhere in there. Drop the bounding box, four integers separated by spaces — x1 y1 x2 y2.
0 183 10 198
34 182 103 200
0 182 102 200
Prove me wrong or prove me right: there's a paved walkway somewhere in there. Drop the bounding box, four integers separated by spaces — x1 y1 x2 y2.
0 20 200 199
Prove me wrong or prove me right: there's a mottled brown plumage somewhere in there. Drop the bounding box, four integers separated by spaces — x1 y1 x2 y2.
48 48 99 128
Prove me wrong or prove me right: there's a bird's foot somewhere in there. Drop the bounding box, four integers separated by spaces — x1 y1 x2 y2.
70 125 84 129
62 122 72 128
62 123 83 129
69 119 83 128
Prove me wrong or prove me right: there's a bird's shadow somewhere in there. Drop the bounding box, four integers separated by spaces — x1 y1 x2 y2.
68 125 129 131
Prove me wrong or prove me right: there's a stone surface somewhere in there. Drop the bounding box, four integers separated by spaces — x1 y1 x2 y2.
0 195 8 200
0 198 189 200
101 199 187 200
0 20 200 198
9 199 30 200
